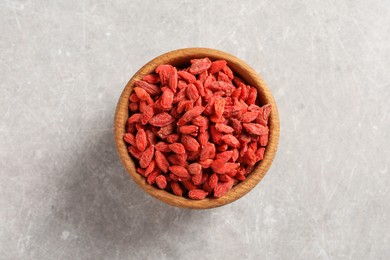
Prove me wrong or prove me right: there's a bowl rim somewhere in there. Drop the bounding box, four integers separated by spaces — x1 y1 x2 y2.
114 47 280 209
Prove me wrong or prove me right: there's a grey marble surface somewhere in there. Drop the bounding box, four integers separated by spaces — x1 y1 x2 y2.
1 0 390 259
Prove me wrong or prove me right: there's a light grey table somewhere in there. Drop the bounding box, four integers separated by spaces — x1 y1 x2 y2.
1 1 389 259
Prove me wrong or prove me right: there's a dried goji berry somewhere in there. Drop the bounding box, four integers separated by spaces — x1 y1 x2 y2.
168 143 186 154
178 70 196 83
198 131 210 147
209 60 227 74
171 181 183 196
256 104 272 126
135 80 162 96
199 159 213 169
181 134 200 152
187 163 202 175
177 106 205 126
214 99 225 118
241 111 258 123
179 125 198 135
157 124 174 139
191 173 203 185
169 67 178 93
188 189 208 200
142 74 160 84
129 102 139 112
147 168 160 185
155 64 173 86
186 83 200 101
214 179 234 198
215 150 233 162
200 142 216 161
259 133 269 146
215 123 234 134
189 58 212 75
156 175 167 189
208 173 218 189
221 134 240 148
127 113 141 124
135 129 147 152
123 133 136 146
134 87 153 104
149 112 175 127
243 123 269 135
166 133 180 143
129 93 140 102
139 145 155 168
155 142 171 153
180 180 196 192
169 165 191 178
155 150 169 173
145 159 156 177
128 146 142 159
255 147 265 161
160 88 174 111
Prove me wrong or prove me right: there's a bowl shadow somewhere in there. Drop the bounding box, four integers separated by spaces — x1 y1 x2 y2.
50 114 206 255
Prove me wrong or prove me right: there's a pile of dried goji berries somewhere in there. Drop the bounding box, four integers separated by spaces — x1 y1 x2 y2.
124 58 271 200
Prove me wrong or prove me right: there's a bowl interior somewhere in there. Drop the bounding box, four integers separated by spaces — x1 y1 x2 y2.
114 48 279 209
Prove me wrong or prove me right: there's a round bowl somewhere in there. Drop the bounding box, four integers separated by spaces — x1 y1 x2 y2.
114 48 279 209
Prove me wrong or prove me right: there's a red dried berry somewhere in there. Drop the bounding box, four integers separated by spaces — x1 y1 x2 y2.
168 143 186 154
142 74 160 84
243 123 269 135
135 129 147 152
127 113 141 124
139 145 155 168
259 133 269 146
241 111 258 123
211 160 239 174
134 80 162 96
123 133 136 146
256 104 272 126
189 58 212 75
155 142 171 153
178 70 196 83
187 163 202 175
160 88 174 110
214 179 234 198
179 125 198 135
215 123 234 134
128 146 142 159
149 113 175 127
157 124 174 139
181 135 200 152
129 102 139 112
145 159 156 177
209 60 227 74
221 134 240 148
155 150 169 173
166 133 180 143
147 169 160 185
191 173 203 185
169 67 178 93
208 173 218 189
169 165 190 178
188 189 208 200
156 175 167 189
171 181 183 196
177 106 205 126
155 64 173 86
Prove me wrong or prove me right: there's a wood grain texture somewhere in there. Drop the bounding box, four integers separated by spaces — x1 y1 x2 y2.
114 48 280 209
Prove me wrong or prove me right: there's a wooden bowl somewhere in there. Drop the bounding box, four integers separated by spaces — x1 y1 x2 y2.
114 48 280 209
